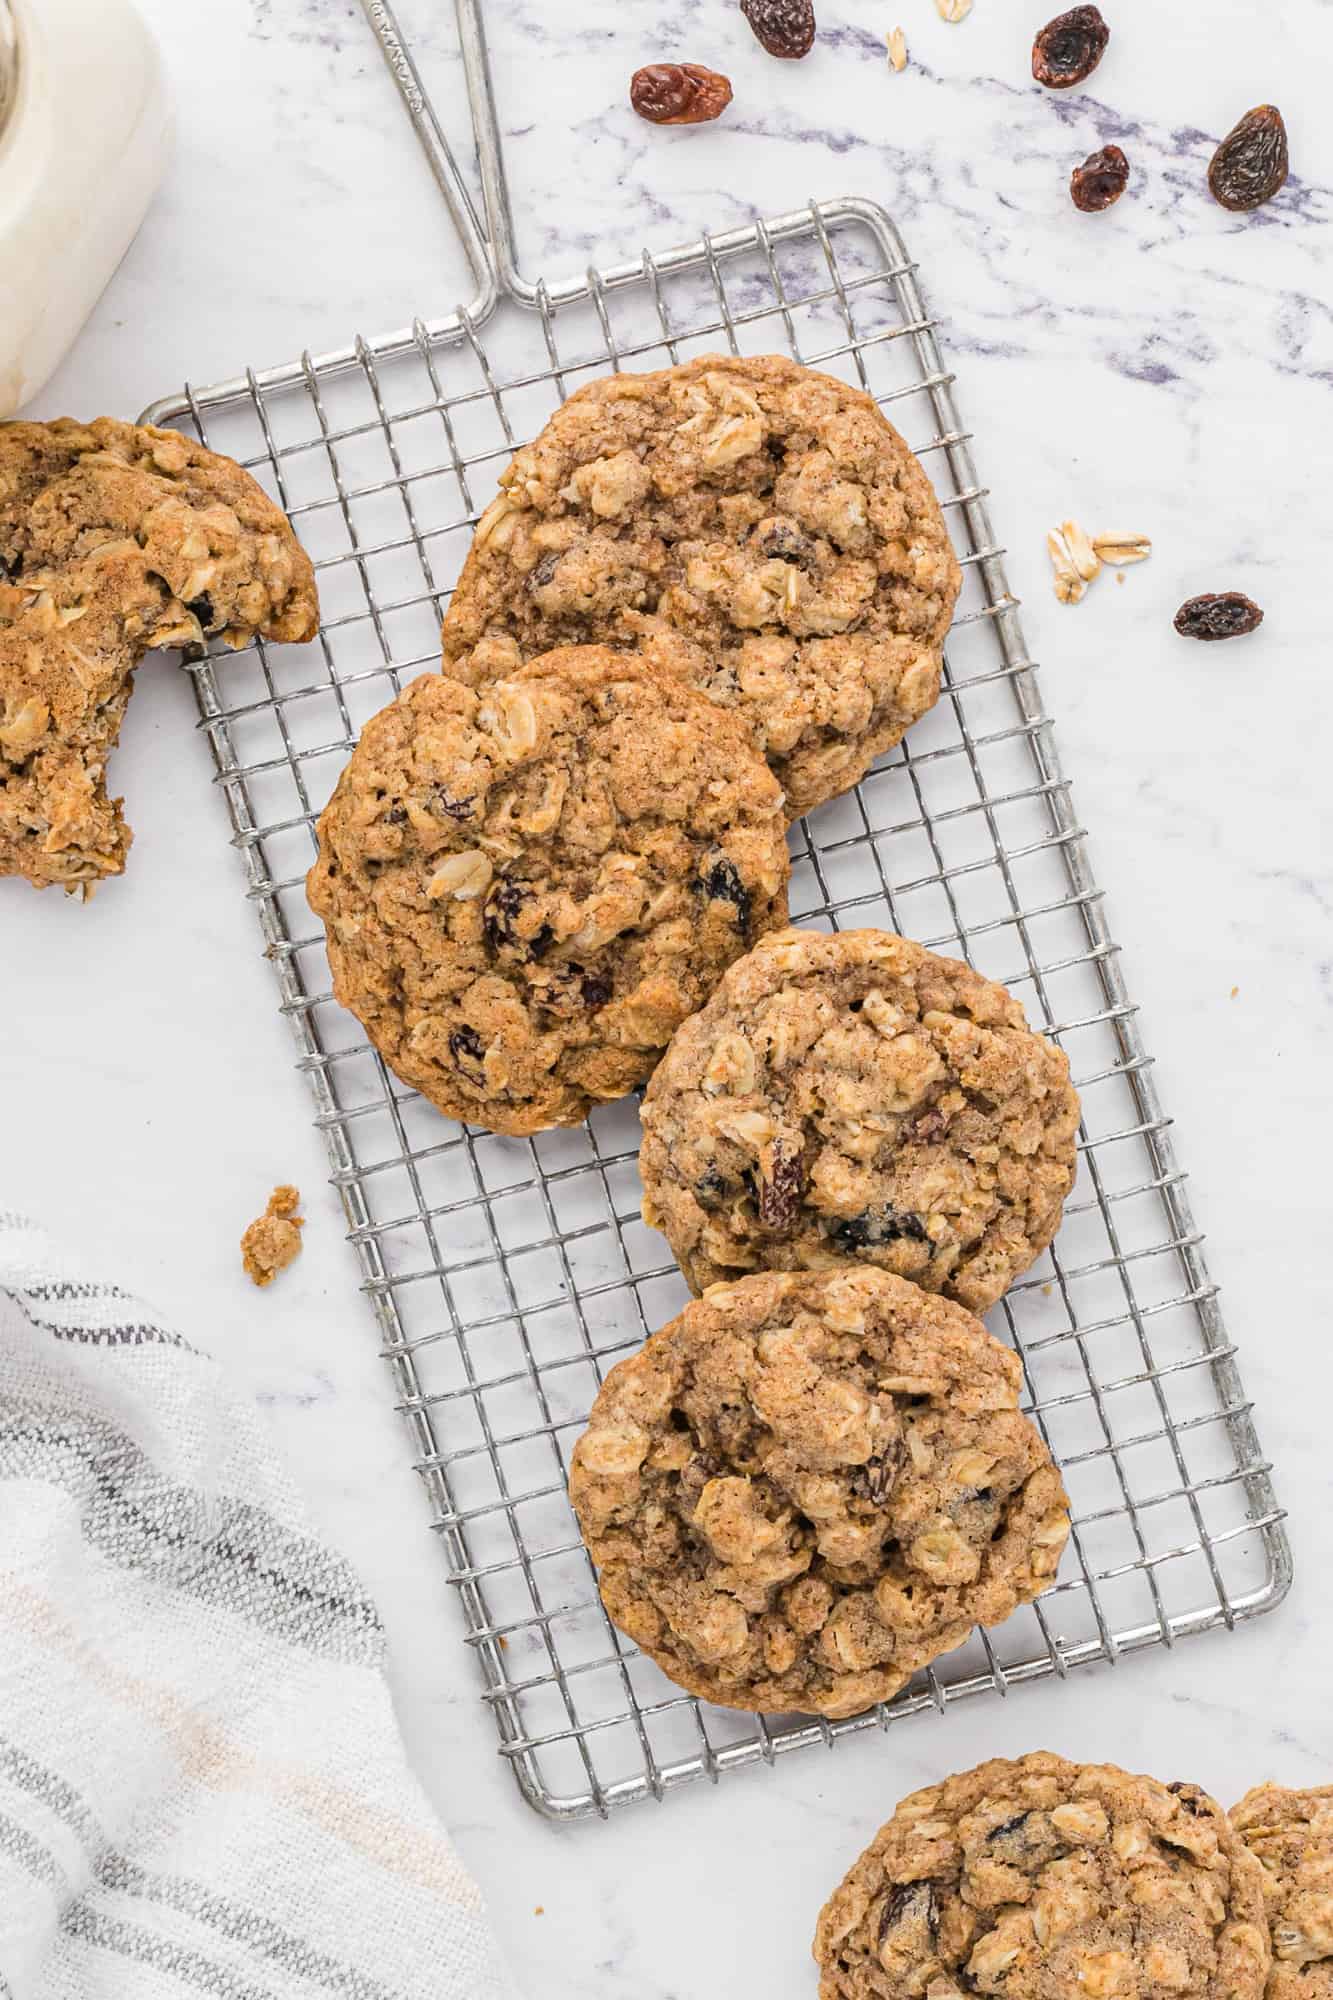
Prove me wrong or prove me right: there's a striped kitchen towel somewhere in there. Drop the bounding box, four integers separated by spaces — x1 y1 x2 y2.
0 1209 516 2000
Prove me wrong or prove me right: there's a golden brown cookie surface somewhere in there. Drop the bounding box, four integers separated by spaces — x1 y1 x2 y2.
1232 1783 1333 2000
639 927 1080 1313
0 417 318 891
440 354 960 819
308 646 791 1136
815 1752 1271 2000
568 1268 1068 1717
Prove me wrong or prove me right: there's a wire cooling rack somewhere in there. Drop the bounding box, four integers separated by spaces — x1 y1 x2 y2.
142 191 1290 1819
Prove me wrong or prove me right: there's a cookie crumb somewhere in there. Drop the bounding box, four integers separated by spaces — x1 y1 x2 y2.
886 27 908 69
241 1185 304 1287
534 1906 544 1917
1230 985 1239 998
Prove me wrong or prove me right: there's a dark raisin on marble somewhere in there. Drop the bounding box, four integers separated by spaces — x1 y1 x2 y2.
831 1206 930 1251
630 63 733 125
878 1879 939 1948
755 519 817 567
756 1141 805 1232
1208 104 1289 212
185 592 216 631
1173 591 1264 641
484 879 555 960
741 0 816 60
449 1026 486 1077
698 854 752 941
1031 6 1109 89
429 785 475 821
1071 144 1129 211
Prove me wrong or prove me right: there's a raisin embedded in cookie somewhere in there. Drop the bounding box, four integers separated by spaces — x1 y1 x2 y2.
440 354 961 820
568 1267 1069 1717
815 1752 1272 2000
307 645 790 1137
1232 1783 1333 1998
0 417 319 891
639 927 1080 1313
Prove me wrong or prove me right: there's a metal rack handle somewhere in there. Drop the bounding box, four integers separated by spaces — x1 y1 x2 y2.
358 0 498 325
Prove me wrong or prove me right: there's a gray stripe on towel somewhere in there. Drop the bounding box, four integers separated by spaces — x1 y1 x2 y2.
0 1741 407 2000
0 1811 66 1895
0 1401 383 1666
61 1906 282 2000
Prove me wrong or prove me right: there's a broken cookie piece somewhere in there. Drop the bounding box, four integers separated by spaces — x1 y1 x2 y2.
240 1184 304 1288
0 417 319 892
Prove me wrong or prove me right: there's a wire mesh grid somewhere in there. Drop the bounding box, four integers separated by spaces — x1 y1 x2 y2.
143 197 1289 1820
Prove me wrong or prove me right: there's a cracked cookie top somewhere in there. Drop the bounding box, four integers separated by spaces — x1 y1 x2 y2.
568 1267 1068 1718
815 1752 1271 2000
307 645 790 1136
440 354 960 819
0 417 318 890
639 926 1080 1313
1232 1783 1333 2000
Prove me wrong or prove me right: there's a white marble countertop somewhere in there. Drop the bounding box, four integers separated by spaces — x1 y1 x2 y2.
5 0 1333 1994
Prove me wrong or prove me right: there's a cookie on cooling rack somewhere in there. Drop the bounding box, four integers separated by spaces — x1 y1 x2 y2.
568 1266 1069 1718
1232 1782 1333 1998
307 644 791 1137
0 417 318 891
814 1751 1271 2000
440 353 961 820
638 926 1080 1314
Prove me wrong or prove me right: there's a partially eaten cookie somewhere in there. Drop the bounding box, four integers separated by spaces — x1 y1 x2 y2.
0 417 319 891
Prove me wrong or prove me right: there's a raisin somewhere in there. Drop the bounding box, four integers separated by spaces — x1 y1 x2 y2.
1070 144 1129 211
1 551 23 579
699 855 752 942
185 592 216 630
1031 6 1109 88
878 1880 939 1946
741 0 816 61
755 518 817 567
865 1435 906 1505
756 1141 805 1232
1208 104 1289 212
630 63 733 125
449 1026 486 1077
384 804 408 825
832 1206 929 1251
694 1165 730 1210
484 879 554 959
580 971 613 1009
1173 591 1264 642
905 1105 948 1144
429 785 475 821
525 552 561 593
